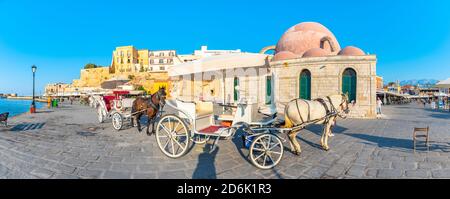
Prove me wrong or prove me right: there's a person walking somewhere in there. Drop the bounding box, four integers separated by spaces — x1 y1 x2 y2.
376 97 383 116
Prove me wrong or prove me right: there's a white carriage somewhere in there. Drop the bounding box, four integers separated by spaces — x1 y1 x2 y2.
156 98 286 169
91 90 140 131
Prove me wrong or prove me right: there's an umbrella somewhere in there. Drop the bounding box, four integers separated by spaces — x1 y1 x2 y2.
436 78 450 88
101 77 130 89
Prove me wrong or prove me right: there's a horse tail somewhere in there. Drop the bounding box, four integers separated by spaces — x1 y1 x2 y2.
283 102 294 128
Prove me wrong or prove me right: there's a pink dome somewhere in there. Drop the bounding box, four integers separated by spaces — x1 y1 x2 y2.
273 51 298 61
275 22 341 56
338 46 365 56
302 48 330 58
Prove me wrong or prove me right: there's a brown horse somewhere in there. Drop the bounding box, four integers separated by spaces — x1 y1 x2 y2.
131 87 167 135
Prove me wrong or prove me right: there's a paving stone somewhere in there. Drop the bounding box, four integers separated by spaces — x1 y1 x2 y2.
431 170 450 178
345 164 366 177
102 171 132 179
392 161 417 170
62 158 88 167
30 168 55 178
418 162 441 170
405 170 429 178
376 169 403 178
77 169 103 178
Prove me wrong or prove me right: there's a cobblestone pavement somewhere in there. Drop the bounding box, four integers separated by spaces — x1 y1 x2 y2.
0 102 449 179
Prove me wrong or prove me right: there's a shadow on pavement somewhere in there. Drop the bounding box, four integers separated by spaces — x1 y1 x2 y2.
345 133 412 150
192 144 219 179
10 123 46 132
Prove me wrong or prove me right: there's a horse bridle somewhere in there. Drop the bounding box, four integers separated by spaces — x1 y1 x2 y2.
326 94 349 119
337 94 350 118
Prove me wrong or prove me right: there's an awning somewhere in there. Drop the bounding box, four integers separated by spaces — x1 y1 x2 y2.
167 53 269 77
436 78 450 88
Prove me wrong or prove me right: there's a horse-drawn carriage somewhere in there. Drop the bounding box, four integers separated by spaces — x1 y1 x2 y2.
154 92 350 169
156 98 286 169
92 90 140 129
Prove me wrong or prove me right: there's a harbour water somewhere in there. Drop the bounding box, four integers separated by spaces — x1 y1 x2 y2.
0 98 44 117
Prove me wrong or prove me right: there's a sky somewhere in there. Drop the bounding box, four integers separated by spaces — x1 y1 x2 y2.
0 0 449 95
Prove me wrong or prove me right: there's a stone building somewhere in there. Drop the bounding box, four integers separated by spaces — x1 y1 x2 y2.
169 22 377 118
111 46 182 74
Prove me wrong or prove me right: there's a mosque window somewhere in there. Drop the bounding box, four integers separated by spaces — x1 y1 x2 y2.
159 59 164 64
266 76 272 104
234 77 240 101
160 66 165 71
342 68 357 102
299 69 311 100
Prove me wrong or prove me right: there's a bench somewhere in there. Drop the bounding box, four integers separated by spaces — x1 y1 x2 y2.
0 112 9 127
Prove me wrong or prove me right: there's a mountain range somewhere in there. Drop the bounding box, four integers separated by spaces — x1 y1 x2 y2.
399 79 440 86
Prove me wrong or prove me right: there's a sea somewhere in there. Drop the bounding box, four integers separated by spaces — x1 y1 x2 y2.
0 98 44 117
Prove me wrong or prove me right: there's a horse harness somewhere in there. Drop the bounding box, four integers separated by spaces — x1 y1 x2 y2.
290 97 339 127
146 94 160 111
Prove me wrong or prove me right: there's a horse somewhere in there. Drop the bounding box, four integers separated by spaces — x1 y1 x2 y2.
131 87 167 135
283 94 350 155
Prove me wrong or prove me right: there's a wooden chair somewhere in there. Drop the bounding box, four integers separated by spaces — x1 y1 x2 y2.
0 112 9 127
413 126 429 152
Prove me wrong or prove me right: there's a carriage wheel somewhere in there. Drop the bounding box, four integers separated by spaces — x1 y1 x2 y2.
249 134 284 169
97 107 104 123
156 114 190 158
112 112 123 131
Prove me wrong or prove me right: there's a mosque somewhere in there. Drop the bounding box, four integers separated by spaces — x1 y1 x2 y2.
169 22 377 118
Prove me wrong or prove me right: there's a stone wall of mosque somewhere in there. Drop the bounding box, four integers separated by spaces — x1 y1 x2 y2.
271 55 377 118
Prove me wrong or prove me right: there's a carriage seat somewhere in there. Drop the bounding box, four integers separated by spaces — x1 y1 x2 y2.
121 98 135 108
195 101 213 118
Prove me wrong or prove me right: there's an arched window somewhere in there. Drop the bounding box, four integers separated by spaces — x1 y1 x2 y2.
233 77 239 101
265 76 272 104
299 70 311 100
342 68 357 102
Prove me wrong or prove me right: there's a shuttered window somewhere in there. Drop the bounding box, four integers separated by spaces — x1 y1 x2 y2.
234 77 239 101
299 70 311 100
342 68 357 102
266 76 272 104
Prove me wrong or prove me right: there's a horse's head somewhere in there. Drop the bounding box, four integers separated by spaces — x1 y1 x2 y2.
338 93 350 118
154 86 167 107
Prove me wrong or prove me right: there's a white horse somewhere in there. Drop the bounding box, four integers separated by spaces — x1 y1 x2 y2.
284 94 350 155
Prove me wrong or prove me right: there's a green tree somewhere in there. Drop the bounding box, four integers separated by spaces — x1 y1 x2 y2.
136 85 146 92
84 63 98 69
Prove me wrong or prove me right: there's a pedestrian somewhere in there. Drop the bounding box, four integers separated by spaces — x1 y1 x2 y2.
431 99 436 109
376 97 383 115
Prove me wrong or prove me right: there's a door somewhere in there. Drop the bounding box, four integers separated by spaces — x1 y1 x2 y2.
234 77 239 101
342 68 357 102
266 76 272 104
299 70 311 100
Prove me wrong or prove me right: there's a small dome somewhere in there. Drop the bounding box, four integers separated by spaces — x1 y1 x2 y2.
273 51 298 61
275 22 341 56
338 46 365 56
302 48 330 58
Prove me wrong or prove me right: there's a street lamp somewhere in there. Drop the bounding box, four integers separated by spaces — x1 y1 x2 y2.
30 65 37 113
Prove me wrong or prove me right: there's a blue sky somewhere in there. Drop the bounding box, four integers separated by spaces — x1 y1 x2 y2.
1 0 449 95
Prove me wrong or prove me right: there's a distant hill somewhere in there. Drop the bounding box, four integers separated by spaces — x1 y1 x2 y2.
399 79 439 87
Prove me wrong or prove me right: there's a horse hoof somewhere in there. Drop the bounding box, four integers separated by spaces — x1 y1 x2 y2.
323 147 330 151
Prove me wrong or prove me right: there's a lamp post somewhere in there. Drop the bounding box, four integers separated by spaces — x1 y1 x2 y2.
30 65 37 113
